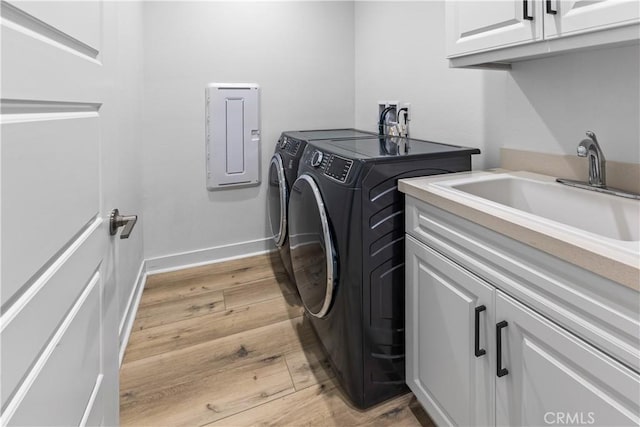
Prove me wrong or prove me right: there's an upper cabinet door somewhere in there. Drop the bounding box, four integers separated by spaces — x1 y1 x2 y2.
543 0 640 39
446 0 543 57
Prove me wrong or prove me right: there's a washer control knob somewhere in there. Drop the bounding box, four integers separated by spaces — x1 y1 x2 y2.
279 137 288 149
311 150 323 167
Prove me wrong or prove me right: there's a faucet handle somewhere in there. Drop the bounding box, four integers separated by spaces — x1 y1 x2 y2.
577 145 588 157
578 130 603 157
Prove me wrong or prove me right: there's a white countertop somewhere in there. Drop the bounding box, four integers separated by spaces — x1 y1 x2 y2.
399 170 640 291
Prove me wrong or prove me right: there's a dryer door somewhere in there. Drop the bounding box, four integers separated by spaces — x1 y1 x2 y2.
268 154 288 248
289 174 337 318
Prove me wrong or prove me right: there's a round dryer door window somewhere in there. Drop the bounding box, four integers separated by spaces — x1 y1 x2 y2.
289 174 336 318
268 154 287 248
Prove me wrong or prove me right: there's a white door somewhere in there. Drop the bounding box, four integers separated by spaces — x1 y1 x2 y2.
405 236 495 427
495 290 640 427
543 0 640 39
1 1 122 425
446 0 543 57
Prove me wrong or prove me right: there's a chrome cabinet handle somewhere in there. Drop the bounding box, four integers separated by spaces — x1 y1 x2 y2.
109 209 138 239
546 0 557 14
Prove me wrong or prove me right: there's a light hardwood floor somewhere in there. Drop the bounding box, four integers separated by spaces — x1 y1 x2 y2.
120 252 433 426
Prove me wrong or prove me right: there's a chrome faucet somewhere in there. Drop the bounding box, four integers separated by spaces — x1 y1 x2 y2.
577 131 606 188
557 131 640 200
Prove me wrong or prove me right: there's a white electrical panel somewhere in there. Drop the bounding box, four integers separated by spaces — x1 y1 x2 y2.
205 83 260 190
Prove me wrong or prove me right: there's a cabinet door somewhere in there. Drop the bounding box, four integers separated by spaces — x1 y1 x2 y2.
406 236 495 426
544 0 640 39
446 0 543 57
495 290 640 427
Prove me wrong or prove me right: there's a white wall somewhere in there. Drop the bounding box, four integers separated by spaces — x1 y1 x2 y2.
493 45 640 164
353 2 639 169
354 1 498 170
139 1 638 267
141 1 355 264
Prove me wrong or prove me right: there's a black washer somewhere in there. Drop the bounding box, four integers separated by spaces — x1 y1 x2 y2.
288 175 336 318
289 135 480 409
267 129 377 282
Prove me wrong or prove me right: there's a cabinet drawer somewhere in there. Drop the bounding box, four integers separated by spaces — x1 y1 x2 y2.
406 196 640 372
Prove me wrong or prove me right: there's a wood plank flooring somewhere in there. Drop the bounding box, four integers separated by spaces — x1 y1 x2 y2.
120 251 433 426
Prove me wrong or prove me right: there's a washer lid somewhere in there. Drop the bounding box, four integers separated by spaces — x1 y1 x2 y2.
289 174 337 318
268 154 288 248
323 136 480 159
284 129 376 141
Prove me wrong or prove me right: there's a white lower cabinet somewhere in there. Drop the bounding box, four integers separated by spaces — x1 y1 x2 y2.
406 235 640 427
406 236 495 426
495 290 640 427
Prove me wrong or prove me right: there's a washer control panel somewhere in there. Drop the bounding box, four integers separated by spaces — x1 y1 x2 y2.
280 136 301 156
324 154 353 182
311 150 324 167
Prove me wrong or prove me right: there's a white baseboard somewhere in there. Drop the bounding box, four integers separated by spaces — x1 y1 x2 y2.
144 237 276 275
118 261 146 366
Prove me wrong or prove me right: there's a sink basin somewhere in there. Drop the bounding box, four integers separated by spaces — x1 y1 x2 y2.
438 174 640 243
399 170 640 289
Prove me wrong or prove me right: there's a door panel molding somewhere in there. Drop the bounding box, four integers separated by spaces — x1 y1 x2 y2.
0 24 103 101
0 218 102 408
1 272 101 425
1 116 101 303
1 1 100 59
79 374 104 427
0 99 101 115
0 216 101 316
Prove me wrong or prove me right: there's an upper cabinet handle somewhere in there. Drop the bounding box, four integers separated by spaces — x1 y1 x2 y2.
546 0 558 14
523 0 534 20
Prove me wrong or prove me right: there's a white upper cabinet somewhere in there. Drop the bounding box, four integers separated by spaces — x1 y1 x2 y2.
446 1 543 57
544 0 640 38
446 0 640 67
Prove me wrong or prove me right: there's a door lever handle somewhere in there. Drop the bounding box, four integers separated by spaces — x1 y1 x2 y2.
109 209 138 239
